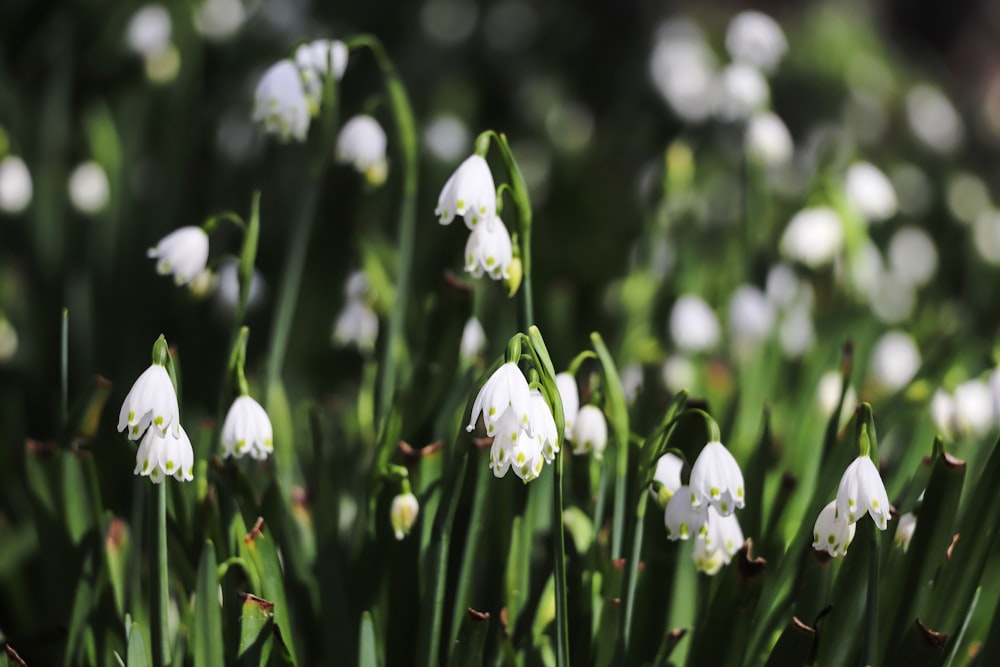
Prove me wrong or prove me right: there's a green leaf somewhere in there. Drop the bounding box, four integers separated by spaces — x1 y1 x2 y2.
237 594 274 667
127 621 150 667
358 611 379 667
450 608 490 667
637 390 688 480
194 540 225 667
505 514 530 631
244 520 299 666
761 617 816 667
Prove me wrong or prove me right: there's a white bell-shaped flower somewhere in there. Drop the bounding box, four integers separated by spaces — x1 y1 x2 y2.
464 217 513 280
571 404 608 460
661 354 696 393
780 207 844 268
669 294 721 354
489 409 520 478
0 155 32 214
252 60 311 143
652 452 684 506
135 423 194 484
295 39 348 107
221 395 274 460
390 491 419 540
725 10 787 73
555 372 579 436
835 456 891 529
648 21 717 123
894 512 916 550
905 84 963 154
728 284 775 356
528 389 559 462
147 226 210 286
869 330 920 392
954 379 995 438
509 431 545 483
459 317 487 364
745 111 793 167
332 300 379 353
621 363 644 404
813 500 855 557
692 533 727 575
335 115 388 186
467 362 532 436
930 389 956 440
118 363 180 440
435 155 496 229
702 506 744 560
689 441 745 515
664 485 709 540
68 161 110 215
845 161 897 223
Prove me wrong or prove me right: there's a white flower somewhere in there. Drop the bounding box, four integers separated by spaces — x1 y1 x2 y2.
332 300 379 353
664 485 708 540
424 114 471 162
335 115 388 186
221 395 274 460
812 500 855 557
835 456 891 529
906 84 963 154
894 512 916 550
745 111 793 167
669 294 720 354
974 209 1000 265
816 371 857 431
344 270 371 301
509 431 545 483
888 226 937 287
68 161 110 215
652 452 684 506
0 155 32 214
845 161 897 223
780 207 844 268
571 405 608 460
489 409 519 478
621 363 644 404
435 155 496 228
147 226 210 286
126 5 172 58
930 389 956 440
213 256 267 313
555 372 579 436
702 506 744 560
467 362 532 436
295 39 348 106
765 263 801 308
528 389 559 462
725 11 787 73
649 21 717 123
712 63 769 122
390 491 419 540
194 0 247 41
118 363 180 440
954 379 995 438
464 217 513 280
869 330 920 392
135 424 194 483
459 317 487 364
252 60 311 143
661 354 696 393
778 300 814 359
689 441 745 515
692 533 726 575
728 284 775 356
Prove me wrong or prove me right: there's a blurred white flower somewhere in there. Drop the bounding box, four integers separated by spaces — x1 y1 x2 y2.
780 207 844 268
712 63 769 122
343 270 371 301
571 404 607 460
147 226 209 286
649 20 717 123
390 491 419 540
464 218 513 280
728 285 775 356
332 300 379 353
906 84 963 154
973 209 1000 265
423 114 471 162
126 4 172 58
222 395 274 460
765 263 801 308
845 239 884 297
296 39 349 107
669 294 720 354
435 154 496 228
869 272 915 324
68 161 110 214
555 372 579 436
954 379 995 439
894 512 916 550
661 354 696 393
745 111 793 167
689 441 745 516
836 456 891 530
459 317 487 364
890 163 931 216
725 10 787 73
845 161 897 223
467 362 532 436
0 155 32 214
817 371 857 430
778 301 814 359
887 226 937 287
214 256 266 314
0 315 17 362
336 115 388 186
869 331 920 392
813 500 855 557
930 389 956 440
621 363 644 404
252 60 310 143
118 363 180 441
134 424 194 483
194 0 247 41
948 172 991 225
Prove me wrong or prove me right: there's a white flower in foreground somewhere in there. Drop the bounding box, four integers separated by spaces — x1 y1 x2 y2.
126 5 172 58
869 330 920 392
571 405 608 460
652 452 684 506
118 363 180 440
669 294 720 354
0 155 32 214
435 154 496 228
332 300 379 353
295 39 348 106
467 362 532 436
68 161 110 214
689 441 745 515
780 207 844 268
555 372 579 436
888 226 937 287
459 317 487 364
252 60 310 143
745 111 793 167
335 115 388 186
664 485 708 540
147 226 210 286
528 389 559 462
894 512 916 550
390 491 419 540
712 63 769 122
135 424 194 483
464 218 513 280
835 456 890 529
812 500 855 557
692 532 726 575
845 161 897 223
489 409 519 478
510 431 545 483
221 395 274 460
702 506 744 561
725 10 787 73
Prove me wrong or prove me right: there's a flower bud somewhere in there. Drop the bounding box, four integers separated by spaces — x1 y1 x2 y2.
390 492 419 541
504 256 523 297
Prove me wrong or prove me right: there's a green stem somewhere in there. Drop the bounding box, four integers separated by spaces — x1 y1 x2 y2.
865 523 880 667
151 482 170 667
60 307 68 424
618 492 647 662
449 455 490 646
552 432 570 666
490 133 534 328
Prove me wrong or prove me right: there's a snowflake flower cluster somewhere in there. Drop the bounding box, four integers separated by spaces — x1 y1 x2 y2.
813 456 891 558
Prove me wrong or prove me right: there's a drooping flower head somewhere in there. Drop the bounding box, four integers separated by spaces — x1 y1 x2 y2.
221 395 274 460
252 60 311 143
528 389 559 463
390 491 419 540
813 500 856 557
147 226 210 286
509 431 545 484
435 155 496 229
555 372 579 437
467 362 532 436
464 217 514 280
652 452 684 506
571 404 608 460
118 362 180 441
894 512 916 550
295 39 348 109
332 300 379 353
664 484 709 541
459 317 487 364
0 155 33 214
835 456 890 529
335 115 388 186
134 424 194 483
689 441 745 515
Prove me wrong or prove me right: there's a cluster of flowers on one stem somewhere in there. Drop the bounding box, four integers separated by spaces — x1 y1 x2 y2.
654 440 746 575
437 154 515 284
813 454 891 558
468 360 560 484
331 270 379 353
